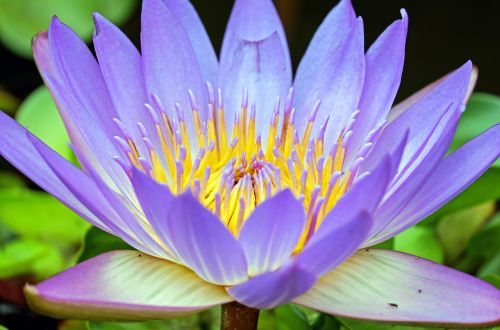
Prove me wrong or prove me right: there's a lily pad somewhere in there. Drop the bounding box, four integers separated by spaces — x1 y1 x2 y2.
452 93 500 167
0 171 25 188
394 226 444 264
421 168 500 225
0 187 89 246
16 86 72 161
0 0 137 58
437 202 495 264
339 317 444 330
78 226 132 262
0 239 63 280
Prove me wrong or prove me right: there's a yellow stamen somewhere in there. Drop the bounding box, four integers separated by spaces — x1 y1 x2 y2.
121 91 358 252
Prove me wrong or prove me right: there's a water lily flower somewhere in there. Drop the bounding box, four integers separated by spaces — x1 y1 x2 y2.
0 0 499 327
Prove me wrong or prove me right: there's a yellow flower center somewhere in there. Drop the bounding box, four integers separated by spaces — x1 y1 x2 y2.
117 86 364 250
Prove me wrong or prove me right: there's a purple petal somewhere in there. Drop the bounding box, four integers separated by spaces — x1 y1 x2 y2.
238 190 305 276
361 62 472 240
294 249 500 327
37 19 131 198
365 62 472 172
25 251 233 320
294 0 356 96
388 66 478 123
141 0 208 139
346 11 408 164
369 104 460 242
130 169 248 285
28 133 163 257
47 17 118 134
328 154 394 222
371 124 500 244
43 75 134 199
294 16 365 150
296 211 372 278
92 13 157 157
222 0 290 70
162 0 218 83
227 261 316 309
32 31 58 81
294 153 397 276
0 112 107 232
219 31 291 143
77 154 173 260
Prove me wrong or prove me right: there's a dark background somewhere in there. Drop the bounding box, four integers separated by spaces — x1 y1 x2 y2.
1 0 499 103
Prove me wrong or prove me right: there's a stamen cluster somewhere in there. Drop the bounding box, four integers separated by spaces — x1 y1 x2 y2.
114 84 380 246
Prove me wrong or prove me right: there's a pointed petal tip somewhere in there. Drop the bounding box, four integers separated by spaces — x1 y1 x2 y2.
461 60 473 73
92 12 104 37
339 0 355 15
399 9 409 32
225 0 289 46
49 15 63 30
400 8 408 20
24 283 41 311
32 30 48 44
276 188 299 203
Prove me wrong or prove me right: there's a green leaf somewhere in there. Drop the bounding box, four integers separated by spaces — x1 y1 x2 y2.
0 171 25 188
275 305 311 330
0 239 63 280
481 274 500 289
394 226 444 263
87 310 220 330
258 305 311 330
30 242 65 280
0 187 90 246
371 238 394 250
0 0 137 58
468 213 500 263
258 309 278 330
0 89 20 114
58 320 89 330
339 317 444 330
419 92 500 225
78 226 132 262
455 213 500 274
0 325 8 330
16 86 72 161
0 239 45 278
88 319 201 330
311 314 341 330
452 93 500 167
477 248 500 289
421 168 500 225
436 202 495 264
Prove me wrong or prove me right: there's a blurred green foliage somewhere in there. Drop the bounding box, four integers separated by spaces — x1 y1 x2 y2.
16 86 72 161
0 0 137 58
0 183 89 281
0 239 63 280
78 227 132 263
394 226 444 263
451 93 500 167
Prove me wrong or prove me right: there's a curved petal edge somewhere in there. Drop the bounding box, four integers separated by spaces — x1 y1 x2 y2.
25 250 233 321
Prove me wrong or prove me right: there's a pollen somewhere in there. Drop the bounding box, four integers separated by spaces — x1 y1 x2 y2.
114 84 376 249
